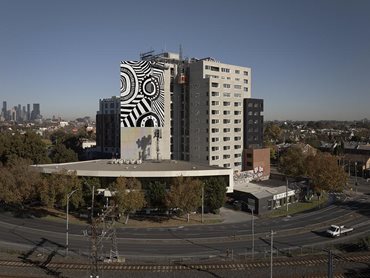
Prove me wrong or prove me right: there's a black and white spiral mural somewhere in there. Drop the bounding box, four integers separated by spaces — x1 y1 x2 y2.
120 61 165 127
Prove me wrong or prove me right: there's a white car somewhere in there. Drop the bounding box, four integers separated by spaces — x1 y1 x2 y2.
326 225 353 237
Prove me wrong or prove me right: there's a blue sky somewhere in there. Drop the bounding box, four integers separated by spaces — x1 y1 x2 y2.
0 0 369 121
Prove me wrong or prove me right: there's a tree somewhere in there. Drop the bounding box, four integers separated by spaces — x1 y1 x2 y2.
279 146 306 177
306 152 348 194
0 158 43 207
264 123 282 143
146 181 167 209
204 177 227 213
41 170 83 209
111 177 146 224
49 143 78 163
166 176 202 222
0 131 50 165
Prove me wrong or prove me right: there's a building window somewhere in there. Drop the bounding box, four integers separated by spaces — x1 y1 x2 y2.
223 101 231 106
223 146 231 150
223 154 230 159
244 79 248 84
223 128 230 133
234 145 241 149
223 163 230 167
234 153 242 158
211 101 219 106
243 71 248 76
223 137 231 141
234 85 242 89
212 146 219 151
234 119 241 124
235 69 240 74
223 92 231 97
235 78 240 81
234 128 242 132
211 91 219 97
211 66 220 72
211 82 219 88
211 119 219 124
234 136 241 141
223 110 231 115
221 68 230 73
212 156 219 160
212 137 219 142
205 65 210 70
244 87 249 92
234 93 242 98
223 84 231 88
223 119 231 124
234 110 242 115
234 102 241 107
234 162 242 166
211 110 219 115
211 128 219 133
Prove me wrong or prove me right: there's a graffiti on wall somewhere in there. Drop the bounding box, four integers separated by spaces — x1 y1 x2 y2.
120 61 165 127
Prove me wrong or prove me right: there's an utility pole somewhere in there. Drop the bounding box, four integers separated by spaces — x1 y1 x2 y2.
285 177 289 215
327 250 333 278
268 230 276 278
66 189 78 256
251 208 254 260
201 183 204 223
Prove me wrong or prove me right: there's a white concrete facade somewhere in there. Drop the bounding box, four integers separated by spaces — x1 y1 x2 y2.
188 59 251 171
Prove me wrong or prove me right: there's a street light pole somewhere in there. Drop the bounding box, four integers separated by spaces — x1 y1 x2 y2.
201 183 204 223
251 208 254 260
286 178 289 215
66 189 78 256
270 230 276 278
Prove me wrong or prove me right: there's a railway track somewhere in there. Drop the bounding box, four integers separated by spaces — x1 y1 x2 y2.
0 253 368 272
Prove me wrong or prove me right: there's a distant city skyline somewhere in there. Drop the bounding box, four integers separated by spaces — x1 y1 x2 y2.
0 0 369 121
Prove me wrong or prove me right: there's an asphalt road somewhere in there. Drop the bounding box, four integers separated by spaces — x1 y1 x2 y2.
0 193 369 260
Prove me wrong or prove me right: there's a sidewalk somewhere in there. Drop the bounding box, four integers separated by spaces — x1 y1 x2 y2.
219 207 253 223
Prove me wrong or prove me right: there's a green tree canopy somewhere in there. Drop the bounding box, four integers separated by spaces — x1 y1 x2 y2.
0 131 50 165
49 143 78 163
204 177 227 213
146 181 167 209
279 146 306 177
0 158 43 207
166 176 202 222
264 123 282 143
40 170 83 209
111 177 146 224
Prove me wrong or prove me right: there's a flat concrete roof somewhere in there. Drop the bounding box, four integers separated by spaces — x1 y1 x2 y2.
31 159 233 179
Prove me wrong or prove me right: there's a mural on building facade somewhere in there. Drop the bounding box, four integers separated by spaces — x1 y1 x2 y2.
120 61 165 127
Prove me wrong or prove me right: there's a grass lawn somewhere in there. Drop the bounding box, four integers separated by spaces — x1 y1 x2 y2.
266 193 328 218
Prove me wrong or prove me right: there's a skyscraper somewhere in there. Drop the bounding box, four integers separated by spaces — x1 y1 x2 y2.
27 104 30 121
2 101 7 120
31 103 41 120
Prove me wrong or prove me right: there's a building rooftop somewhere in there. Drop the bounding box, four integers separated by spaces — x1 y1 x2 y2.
234 179 294 199
31 159 232 178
